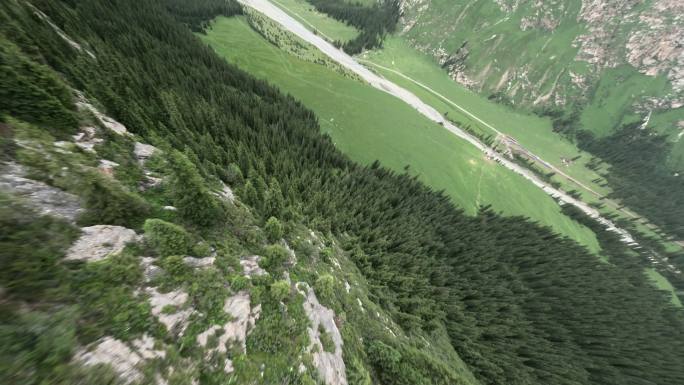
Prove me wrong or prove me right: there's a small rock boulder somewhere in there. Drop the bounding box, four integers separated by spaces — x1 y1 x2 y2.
65 225 138 262
240 255 267 278
183 256 215 269
0 162 84 222
98 159 119 177
75 335 165 384
134 142 158 164
146 287 192 335
72 126 103 153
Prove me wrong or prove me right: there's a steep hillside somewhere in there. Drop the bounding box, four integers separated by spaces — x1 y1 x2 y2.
2 1 684 385
401 0 682 112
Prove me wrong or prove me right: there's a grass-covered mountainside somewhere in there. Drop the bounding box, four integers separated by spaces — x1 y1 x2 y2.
400 0 682 115
2 1 684 385
398 0 684 238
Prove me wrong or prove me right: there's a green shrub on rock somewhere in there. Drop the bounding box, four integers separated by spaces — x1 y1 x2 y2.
192 241 212 257
259 244 289 275
264 216 284 242
314 274 335 304
270 280 290 301
231 276 249 291
143 218 193 257
78 172 149 229
160 255 191 286
318 324 335 353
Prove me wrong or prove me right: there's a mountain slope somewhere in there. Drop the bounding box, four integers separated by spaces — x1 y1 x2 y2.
401 0 682 112
1 1 684 385
397 0 684 239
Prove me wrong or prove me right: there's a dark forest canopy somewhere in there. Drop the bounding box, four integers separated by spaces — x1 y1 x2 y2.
307 0 401 54
548 109 684 240
1 1 684 384
580 122 684 239
162 0 243 32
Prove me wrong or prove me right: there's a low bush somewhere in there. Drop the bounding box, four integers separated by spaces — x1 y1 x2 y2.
270 280 290 302
231 276 250 291
78 172 150 229
259 244 289 275
143 218 193 257
318 324 335 353
264 216 284 242
192 241 212 257
314 274 335 305
160 255 191 286
0 194 79 300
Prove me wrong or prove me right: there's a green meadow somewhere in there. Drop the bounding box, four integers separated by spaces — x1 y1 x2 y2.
222 0 683 306
200 16 601 252
580 68 684 170
361 37 611 197
269 0 359 42
358 37 684 256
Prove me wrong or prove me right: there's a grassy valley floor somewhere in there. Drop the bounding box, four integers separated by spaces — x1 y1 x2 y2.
200 16 601 252
269 0 359 42
266 0 684 244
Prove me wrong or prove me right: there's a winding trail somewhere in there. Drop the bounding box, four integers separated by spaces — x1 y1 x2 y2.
238 0 639 246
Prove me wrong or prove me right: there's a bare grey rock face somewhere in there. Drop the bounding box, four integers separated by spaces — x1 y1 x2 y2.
132 142 162 191
217 182 235 203
72 126 103 153
134 142 158 164
75 335 165 384
141 257 163 282
75 337 143 384
282 241 297 266
146 287 192 335
98 159 119 177
65 225 138 262
196 291 261 373
132 334 167 360
183 256 215 269
240 255 267 277
0 162 83 222
296 282 347 385
76 97 130 136
139 171 163 191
